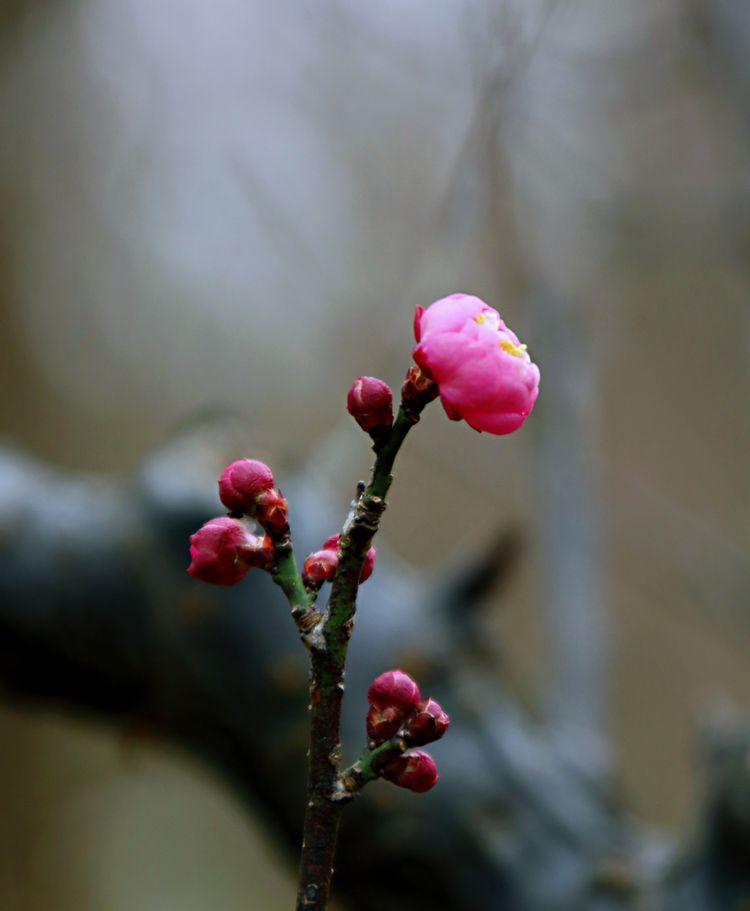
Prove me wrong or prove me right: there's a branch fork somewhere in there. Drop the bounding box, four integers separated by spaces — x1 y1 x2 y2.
186 293 537 909
186 372 448 911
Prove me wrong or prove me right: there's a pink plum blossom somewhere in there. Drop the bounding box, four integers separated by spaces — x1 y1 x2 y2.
413 294 540 435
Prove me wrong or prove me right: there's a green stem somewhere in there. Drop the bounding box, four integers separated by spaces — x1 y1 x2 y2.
295 404 427 911
324 407 415 657
271 536 320 640
338 736 408 796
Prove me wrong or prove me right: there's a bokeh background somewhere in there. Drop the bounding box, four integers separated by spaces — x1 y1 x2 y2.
1 0 749 908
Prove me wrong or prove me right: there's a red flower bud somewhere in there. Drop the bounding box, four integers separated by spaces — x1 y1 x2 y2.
218 459 275 514
323 534 376 583
382 750 438 793
188 517 268 586
403 698 450 746
347 376 394 436
366 705 405 745
255 488 289 535
368 669 421 713
401 365 438 409
302 548 339 588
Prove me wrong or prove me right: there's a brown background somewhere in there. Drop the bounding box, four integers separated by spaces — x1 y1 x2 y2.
1 0 749 907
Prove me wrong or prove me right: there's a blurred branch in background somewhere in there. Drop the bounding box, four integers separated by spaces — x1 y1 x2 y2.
690 0 750 131
530 293 609 773
0 422 747 910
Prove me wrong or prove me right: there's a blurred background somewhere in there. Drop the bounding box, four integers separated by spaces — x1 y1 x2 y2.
1 0 749 908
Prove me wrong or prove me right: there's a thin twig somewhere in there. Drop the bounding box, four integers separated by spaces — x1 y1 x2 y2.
336 735 409 800
294 402 427 911
271 535 322 646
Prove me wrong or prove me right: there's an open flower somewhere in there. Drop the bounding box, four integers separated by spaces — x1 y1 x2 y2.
413 294 540 435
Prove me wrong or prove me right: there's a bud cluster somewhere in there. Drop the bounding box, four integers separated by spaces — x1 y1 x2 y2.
302 534 377 591
365 669 450 793
187 457 288 587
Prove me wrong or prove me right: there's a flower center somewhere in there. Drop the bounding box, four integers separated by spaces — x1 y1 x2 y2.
499 339 528 358
474 311 500 329
474 311 529 358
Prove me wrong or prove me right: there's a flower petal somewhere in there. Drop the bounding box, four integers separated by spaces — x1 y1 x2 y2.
417 294 487 338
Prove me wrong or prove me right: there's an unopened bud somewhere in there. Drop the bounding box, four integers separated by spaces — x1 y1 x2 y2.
302 548 339 588
218 459 275 514
323 534 376 583
382 750 438 793
401 365 438 410
188 517 268 586
366 705 404 745
403 698 450 746
347 376 393 437
255 488 289 535
368 669 421 713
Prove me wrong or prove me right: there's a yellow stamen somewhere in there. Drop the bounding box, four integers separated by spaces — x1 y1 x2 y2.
499 340 528 358
474 314 486 325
